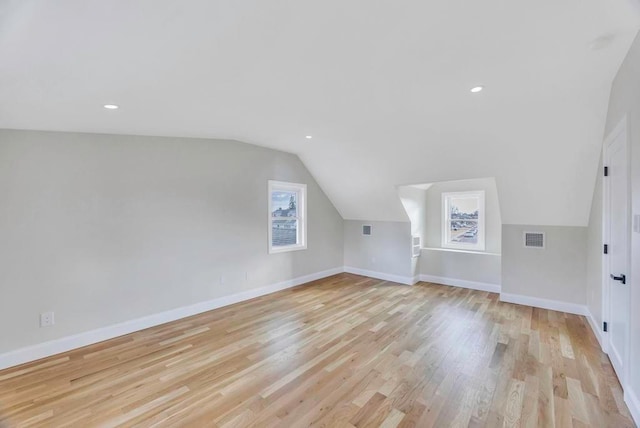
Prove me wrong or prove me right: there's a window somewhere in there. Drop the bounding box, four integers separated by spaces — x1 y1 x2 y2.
442 191 485 251
268 180 307 253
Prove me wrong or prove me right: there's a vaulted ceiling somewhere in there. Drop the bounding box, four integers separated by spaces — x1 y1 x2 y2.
1 0 639 225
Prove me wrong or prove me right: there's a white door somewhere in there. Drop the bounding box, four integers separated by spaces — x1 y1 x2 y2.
605 119 629 384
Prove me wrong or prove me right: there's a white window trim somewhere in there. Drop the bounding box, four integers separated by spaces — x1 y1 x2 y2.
268 180 307 254
441 190 486 252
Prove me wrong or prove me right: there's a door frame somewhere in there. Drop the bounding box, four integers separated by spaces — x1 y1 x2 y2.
601 115 630 388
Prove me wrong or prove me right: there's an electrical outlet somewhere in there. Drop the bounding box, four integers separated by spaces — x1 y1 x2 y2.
634 214 640 233
245 271 250 281
219 276 225 285
371 257 376 264
40 312 55 327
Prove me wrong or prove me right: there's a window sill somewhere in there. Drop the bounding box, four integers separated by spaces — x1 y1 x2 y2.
269 245 307 254
421 247 501 256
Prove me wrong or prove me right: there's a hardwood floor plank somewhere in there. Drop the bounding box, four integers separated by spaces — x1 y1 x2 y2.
0 273 634 427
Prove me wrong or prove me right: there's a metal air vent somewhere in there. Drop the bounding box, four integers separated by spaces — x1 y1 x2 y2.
524 232 545 249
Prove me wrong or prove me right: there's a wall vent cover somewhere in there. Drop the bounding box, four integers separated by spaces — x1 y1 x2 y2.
412 235 421 257
524 232 545 248
362 225 372 236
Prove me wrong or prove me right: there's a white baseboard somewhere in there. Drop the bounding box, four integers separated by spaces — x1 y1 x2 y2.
499 292 587 316
585 308 606 352
626 387 640 427
0 267 344 371
418 274 501 293
343 266 416 285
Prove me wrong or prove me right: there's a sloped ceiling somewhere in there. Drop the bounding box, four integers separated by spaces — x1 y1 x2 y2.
1 1 638 225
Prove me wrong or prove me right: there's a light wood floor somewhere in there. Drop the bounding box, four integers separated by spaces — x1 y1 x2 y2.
0 273 635 427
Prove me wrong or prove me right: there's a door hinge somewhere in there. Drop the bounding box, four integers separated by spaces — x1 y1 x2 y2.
603 321 608 332
604 244 608 254
604 166 609 177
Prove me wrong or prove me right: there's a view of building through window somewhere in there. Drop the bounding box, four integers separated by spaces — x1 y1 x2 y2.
448 197 479 244
271 191 298 247
268 180 306 253
443 191 485 250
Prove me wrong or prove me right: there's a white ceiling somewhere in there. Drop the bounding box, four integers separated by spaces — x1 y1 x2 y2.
1 0 639 225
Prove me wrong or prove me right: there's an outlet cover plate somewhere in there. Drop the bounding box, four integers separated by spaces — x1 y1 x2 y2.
40 311 55 327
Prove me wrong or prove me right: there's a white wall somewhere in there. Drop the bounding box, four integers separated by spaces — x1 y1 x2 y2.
415 178 502 287
595 30 640 423
398 186 428 245
343 220 413 282
502 225 587 305
0 129 344 354
419 249 501 287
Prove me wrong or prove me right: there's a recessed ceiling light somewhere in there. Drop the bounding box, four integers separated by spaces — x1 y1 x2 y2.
103 104 119 109
305 135 312 139
470 86 484 93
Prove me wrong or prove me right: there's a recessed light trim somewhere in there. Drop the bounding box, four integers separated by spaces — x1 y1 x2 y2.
305 135 312 139
470 86 484 93
103 104 119 109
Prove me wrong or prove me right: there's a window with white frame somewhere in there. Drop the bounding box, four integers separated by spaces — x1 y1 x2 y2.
268 180 307 253
442 191 485 251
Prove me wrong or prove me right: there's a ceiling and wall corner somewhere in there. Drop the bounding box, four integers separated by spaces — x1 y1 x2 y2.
0 1 639 226
398 185 428 241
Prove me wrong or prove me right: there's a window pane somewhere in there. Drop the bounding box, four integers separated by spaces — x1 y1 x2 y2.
449 197 479 220
271 190 299 247
268 180 307 253
272 219 298 247
271 191 297 218
449 220 478 244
